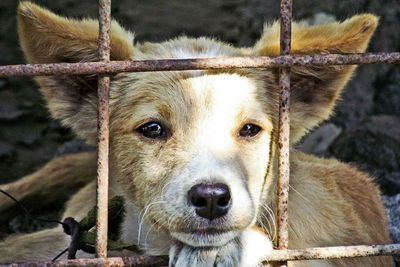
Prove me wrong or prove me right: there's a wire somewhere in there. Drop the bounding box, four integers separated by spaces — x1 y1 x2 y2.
0 188 72 261
0 189 67 227
52 248 69 262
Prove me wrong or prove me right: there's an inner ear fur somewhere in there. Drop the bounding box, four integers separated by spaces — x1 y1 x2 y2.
254 14 378 144
17 2 134 144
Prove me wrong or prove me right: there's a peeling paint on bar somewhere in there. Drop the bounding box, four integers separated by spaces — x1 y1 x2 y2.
2 244 399 266
264 244 400 262
279 0 292 56
95 0 111 259
276 68 290 246
276 1 292 267
0 53 399 78
0 255 169 267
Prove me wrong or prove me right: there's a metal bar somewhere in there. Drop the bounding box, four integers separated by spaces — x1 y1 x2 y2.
276 68 290 249
276 2 292 266
0 53 399 77
1 255 169 267
3 243 399 266
264 244 400 262
279 0 292 56
95 0 111 259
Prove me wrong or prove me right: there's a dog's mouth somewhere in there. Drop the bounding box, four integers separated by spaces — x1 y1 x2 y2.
165 210 252 247
170 229 238 247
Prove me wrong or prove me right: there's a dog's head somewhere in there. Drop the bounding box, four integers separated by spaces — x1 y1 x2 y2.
18 2 377 247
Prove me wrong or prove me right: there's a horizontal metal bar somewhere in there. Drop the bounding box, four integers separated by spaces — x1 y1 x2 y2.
264 243 400 262
0 52 399 78
2 244 399 266
1 255 169 267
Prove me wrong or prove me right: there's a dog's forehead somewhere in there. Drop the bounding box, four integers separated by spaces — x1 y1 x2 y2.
182 73 259 114
112 36 267 121
135 36 239 60
112 71 264 124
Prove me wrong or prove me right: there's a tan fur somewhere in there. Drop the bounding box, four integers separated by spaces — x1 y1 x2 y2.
0 152 96 212
287 152 391 266
17 2 134 144
0 2 392 266
253 15 379 143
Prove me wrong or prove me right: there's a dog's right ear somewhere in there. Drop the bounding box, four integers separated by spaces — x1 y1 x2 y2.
253 15 378 144
18 2 134 144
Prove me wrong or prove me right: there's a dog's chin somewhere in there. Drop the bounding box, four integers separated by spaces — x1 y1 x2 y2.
171 230 238 247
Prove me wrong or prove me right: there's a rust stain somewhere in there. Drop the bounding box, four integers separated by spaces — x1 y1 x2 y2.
1 255 169 267
2 244 400 266
277 67 291 250
276 2 292 267
96 0 112 259
0 53 398 78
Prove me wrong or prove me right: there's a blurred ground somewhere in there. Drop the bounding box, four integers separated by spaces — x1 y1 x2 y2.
0 0 399 260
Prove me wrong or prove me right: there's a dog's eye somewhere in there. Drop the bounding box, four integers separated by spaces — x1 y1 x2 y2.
137 121 166 139
239 124 261 138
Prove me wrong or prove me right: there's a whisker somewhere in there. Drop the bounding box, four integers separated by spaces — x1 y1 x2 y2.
258 212 273 239
257 214 272 240
137 200 167 246
160 180 177 202
261 204 277 242
144 216 164 249
266 205 277 242
167 212 176 231
289 184 311 203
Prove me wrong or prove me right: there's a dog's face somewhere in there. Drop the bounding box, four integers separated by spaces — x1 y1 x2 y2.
17 2 378 248
110 51 274 246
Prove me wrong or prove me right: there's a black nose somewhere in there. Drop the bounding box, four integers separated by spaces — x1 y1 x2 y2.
188 183 231 220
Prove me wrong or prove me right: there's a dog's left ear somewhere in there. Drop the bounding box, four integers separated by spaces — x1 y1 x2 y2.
18 2 134 144
253 14 378 143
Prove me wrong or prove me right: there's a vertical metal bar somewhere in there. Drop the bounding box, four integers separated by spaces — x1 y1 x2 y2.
96 0 111 259
277 0 292 266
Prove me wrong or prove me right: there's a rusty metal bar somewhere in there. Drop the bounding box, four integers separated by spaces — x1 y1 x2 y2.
280 0 292 56
276 2 292 266
264 244 400 262
0 53 399 78
95 0 111 259
3 243 399 266
1 255 169 267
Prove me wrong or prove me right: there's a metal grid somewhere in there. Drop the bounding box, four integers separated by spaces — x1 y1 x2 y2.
1 0 400 266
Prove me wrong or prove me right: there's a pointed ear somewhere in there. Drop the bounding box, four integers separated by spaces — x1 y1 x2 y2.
253 14 378 143
18 2 134 144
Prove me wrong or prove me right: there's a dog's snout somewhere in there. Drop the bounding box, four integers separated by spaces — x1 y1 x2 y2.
188 183 231 220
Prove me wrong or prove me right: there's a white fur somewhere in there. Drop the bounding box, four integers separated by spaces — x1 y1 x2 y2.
121 201 171 255
239 228 273 267
160 74 272 247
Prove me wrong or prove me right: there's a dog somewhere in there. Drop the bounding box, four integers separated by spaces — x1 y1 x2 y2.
0 2 393 266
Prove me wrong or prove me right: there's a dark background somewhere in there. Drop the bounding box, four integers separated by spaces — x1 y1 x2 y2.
0 0 399 258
